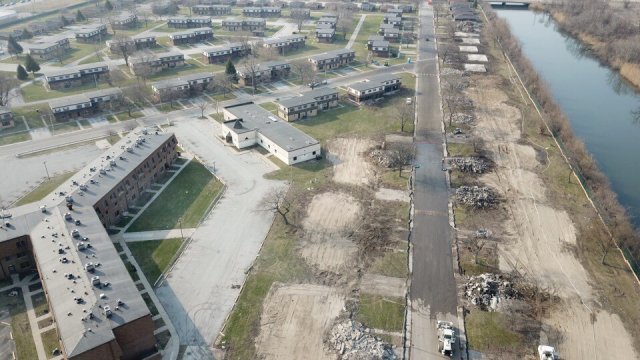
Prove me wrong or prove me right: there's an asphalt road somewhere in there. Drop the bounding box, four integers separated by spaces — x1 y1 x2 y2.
410 3 460 360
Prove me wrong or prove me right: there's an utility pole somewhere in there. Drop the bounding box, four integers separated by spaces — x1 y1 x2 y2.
43 161 50 181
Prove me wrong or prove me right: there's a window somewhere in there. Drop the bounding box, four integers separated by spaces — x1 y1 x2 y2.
312 151 316 155
293 156 297 161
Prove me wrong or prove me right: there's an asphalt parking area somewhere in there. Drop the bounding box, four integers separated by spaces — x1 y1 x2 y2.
0 308 15 360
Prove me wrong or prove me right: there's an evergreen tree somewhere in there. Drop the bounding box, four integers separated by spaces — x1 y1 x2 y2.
24 54 40 76
105 0 113 11
76 10 86 22
21 28 33 39
61 15 70 27
225 59 237 81
7 35 23 56
16 65 28 80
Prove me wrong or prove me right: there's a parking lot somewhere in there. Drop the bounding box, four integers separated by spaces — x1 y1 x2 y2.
0 308 15 360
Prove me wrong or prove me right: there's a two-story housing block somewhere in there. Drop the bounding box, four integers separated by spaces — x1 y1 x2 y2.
221 17 266 32
74 24 108 43
237 60 290 87
308 48 355 71
243 6 281 17
169 27 213 45
382 27 400 42
167 16 212 28
347 73 401 103
0 106 14 129
221 102 321 165
44 62 110 90
106 34 157 53
25 35 70 60
378 23 395 35
276 87 338 121
49 88 122 120
263 34 305 53
192 4 231 15
111 12 138 30
317 15 337 28
129 51 185 76
371 40 390 57
315 27 335 42
151 72 214 101
202 41 250 63
367 34 384 50
383 13 403 28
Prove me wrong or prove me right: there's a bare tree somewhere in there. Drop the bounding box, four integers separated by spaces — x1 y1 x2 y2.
336 5 354 40
441 74 467 126
467 235 487 265
388 142 415 177
53 46 68 64
121 84 148 116
258 188 294 225
0 74 19 106
291 59 316 86
439 43 460 65
111 35 136 67
258 45 279 60
196 99 209 118
291 11 307 32
240 56 261 93
394 100 412 132
131 52 156 85
216 74 235 99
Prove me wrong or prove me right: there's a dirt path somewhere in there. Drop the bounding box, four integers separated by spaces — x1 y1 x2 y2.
468 76 637 359
327 138 377 186
255 283 344 360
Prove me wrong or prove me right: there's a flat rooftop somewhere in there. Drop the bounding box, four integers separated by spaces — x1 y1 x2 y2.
1 131 175 358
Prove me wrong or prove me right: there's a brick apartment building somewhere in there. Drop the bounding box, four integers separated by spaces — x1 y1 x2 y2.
129 51 185 76
167 16 211 28
315 26 335 42
111 12 138 30
74 24 108 43
242 6 281 17
347 73 402 103
168 27 213 45
202 41 250 63
25 35 70 60
106 34 157 53
191 4 231 15
237 60 290 87
262 34 305 53
308 48 355 71
276 87 338 121
43 62 110 90
49 88 122 120
0 131 179 359
151 72 214 101
221 17 266 32
290 8 310 18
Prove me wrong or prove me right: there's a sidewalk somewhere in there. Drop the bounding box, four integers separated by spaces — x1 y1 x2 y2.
347 14 368 49
121 228 196 242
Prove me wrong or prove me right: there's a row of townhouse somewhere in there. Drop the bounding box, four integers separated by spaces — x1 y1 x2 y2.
263 34 305 53
367 35 391 57
237 60 290 87
0 106 14 129
129 51 185 76
43 62 110 90
151 72 214 101
191 4 231 16
346 73 402 103
168 27 213 45
106 34 157 53
74 23 108 43
24 35 70 60
198 0 236 4
202 42 250 63
48 88 122 120
378 23 400 42
276 87 338 122
315 23 335 43
308 48 355 71
450 2 479 22
242 7 281 17
111 12 138 30
317 15 337 28
167 16 212 28
221 17 266 32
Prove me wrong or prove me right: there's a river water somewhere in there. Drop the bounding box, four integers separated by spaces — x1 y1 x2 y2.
495 9 640 225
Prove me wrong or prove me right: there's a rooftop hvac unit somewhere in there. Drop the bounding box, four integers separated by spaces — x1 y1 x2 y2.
99 168 106 175
103 305 112 317
79 184 88 191
71 229 80 237
91 276 100 285
126 147 134 153
77 242 86 250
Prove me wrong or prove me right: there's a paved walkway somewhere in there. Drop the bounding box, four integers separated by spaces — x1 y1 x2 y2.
120 228 197 242
347 14 368 49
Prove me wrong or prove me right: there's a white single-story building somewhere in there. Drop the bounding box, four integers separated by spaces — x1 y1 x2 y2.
221 102 321 165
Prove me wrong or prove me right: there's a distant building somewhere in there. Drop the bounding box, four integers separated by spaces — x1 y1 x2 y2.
44 62 110 90
221 102 321 165
308 48 355 71
242 6 281 17
347 73 402 103
262 34 306 53
151 72 214 101
382 27 400 42
317 15 337 28
237 60 290 87
383 13 403 28
167 16 212 28
290 8 310 18
25 35 70 60
168 27 213 45
315 27 335 43
202 42 250 63
370 40 390 57
49 88 122 120
74 24 108 43
0 106 14 129
129 51 185 76
221 17 266 32
276 87 338 121
360 2 376 11
106 34 157 53
367 34 384 50
191 4 231 16
111 12 138 29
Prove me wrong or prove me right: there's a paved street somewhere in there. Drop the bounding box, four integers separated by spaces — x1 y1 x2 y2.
410 3 460 360
153 118 284 358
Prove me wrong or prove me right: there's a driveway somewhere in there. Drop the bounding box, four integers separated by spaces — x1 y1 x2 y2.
154 118 285 357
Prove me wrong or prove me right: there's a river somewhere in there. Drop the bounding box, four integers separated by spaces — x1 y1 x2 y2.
495 8 640 225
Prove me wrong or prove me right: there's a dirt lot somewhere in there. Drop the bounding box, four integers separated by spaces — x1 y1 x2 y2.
255 283 344 360
327 138 377 186
466 75 637 359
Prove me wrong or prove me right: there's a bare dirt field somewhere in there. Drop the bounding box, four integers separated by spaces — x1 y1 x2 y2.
467 75 637 359
255 283 344 360
375 188 410 203
303 192 361 233
360 274 407 298
327 138 377 186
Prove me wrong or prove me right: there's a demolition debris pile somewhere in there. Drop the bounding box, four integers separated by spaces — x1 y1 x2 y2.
464 273 522 311
455 186 497 208
449 157 490 173
327 320 397 360
452 112 475 124
369 149 394 168
457 21 481 33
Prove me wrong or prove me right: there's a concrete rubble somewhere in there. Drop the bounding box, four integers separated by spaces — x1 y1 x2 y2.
449 157 490 173
369 149 393 168
464 273 522 311
327 320 397 360
452 112 475 124
441 68 465 77
455 186 496 208
456 21 481 34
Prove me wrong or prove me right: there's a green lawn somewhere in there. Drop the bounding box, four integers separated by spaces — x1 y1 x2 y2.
259 102 278 114
0 291 37 360
352 15 384 61
128 238 183 284
11 103 50 130
48 40 107 66
292 73 416 143
466 310 522 352
31 293 49 317
147 59 213 81
127 161 223 231
78 53 104 65
369 251 408 278
356 294 405 332
0 131 31 146
15 172 75 206
114 21 165 37
20 81 114 102
379 169 411 189
41 328 60 359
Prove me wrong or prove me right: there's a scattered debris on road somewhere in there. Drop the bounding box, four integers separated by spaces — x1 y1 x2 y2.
463 273 522 311
327 320 397 360
455 186 497 208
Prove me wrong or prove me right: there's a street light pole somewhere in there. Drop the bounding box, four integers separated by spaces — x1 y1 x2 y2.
179 219 184 240
43 161 50 181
